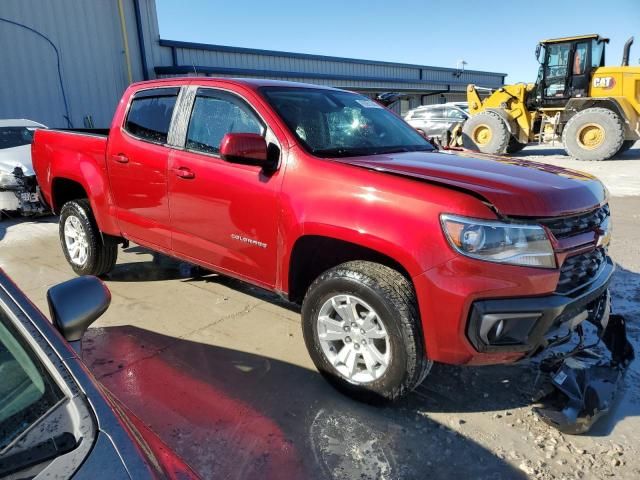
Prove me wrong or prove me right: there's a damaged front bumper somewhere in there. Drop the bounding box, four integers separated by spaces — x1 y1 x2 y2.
532 300 634 434
467 258 634 433
0 169 49 217
467 257 615 354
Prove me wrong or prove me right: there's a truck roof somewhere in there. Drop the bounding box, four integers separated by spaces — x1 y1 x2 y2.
131 76 340 92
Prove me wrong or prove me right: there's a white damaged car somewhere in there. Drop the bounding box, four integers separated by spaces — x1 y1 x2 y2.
0 119 49 216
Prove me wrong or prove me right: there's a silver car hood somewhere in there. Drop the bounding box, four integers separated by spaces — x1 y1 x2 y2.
0 144 34 176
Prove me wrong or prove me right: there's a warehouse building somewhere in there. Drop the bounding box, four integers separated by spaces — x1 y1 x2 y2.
1 0 506 128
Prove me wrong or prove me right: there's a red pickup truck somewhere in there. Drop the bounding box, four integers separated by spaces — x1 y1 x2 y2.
32 77 614 402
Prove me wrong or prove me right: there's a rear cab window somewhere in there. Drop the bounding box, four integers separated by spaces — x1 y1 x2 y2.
124 87 180 144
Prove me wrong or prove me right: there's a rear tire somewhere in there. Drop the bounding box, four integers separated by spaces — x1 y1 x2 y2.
562 108 624 161
462 111 510 155
59 199 117 276
301 261 431 403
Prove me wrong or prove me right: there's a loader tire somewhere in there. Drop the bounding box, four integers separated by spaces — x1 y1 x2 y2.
562 108 624 161
462 111 510 155
59 199 118 276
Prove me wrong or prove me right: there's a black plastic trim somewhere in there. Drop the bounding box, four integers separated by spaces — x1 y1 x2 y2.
467 257 614 353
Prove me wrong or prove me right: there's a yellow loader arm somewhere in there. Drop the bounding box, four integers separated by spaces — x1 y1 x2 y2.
466 84 536 143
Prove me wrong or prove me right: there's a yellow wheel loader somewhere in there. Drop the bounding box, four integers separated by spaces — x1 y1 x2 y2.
460 34 639 161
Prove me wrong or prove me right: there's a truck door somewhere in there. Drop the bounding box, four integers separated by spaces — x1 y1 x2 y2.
106 87 179 250
167 87 281 288
569 42 590 97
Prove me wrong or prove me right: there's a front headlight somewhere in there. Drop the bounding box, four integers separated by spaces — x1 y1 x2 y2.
440 214 556 268
0 171 18 189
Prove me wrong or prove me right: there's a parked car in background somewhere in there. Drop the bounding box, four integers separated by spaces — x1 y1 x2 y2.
404 102 468 139
0 119 49 217
0 270 198 479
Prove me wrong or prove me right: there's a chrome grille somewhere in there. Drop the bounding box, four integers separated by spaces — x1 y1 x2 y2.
540 204 610 239
557 248 606 294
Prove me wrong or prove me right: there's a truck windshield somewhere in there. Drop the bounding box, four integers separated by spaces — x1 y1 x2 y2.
261 87 434 158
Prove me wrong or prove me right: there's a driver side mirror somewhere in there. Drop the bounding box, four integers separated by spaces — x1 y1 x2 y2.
220 133 268 166
47 276 111 343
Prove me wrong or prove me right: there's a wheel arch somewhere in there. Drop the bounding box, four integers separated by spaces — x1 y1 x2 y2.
286 234 416 305
51 177 88 214
49 171 120 236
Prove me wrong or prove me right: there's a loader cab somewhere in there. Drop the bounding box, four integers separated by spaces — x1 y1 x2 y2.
532 34 608 108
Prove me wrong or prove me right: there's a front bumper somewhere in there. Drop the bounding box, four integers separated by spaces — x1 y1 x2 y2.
0 174 48 216
467 257 614 354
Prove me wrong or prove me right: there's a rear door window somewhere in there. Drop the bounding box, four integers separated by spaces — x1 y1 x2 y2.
447 108 466 120
186 89 264 155
428 107 445 119
124 87 179 144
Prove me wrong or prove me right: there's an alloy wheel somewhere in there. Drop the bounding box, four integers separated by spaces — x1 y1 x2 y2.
64 215 89 266
316 294 391 383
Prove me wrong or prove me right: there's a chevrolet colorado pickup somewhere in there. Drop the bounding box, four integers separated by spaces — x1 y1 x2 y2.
32 78 614 402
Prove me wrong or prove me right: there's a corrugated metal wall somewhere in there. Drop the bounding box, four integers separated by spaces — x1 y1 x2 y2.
0 0 158 127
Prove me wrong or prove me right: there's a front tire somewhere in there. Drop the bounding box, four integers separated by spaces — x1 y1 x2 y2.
59 199 117 276
562 108 624 161
301 261 431 403
462 111 510 155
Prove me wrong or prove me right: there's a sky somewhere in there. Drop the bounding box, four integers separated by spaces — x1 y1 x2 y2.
156 0 640 82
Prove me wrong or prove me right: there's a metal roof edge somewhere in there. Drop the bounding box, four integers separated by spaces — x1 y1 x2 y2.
153 65 503 88
158 39 508 78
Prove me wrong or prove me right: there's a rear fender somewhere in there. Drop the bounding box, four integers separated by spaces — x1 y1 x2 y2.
50 153 119 235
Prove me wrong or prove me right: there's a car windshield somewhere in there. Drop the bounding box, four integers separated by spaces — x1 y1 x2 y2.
0 307 63 452
261 87 434 158
0 127 36 150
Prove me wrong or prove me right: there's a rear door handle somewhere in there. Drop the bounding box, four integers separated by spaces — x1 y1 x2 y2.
112 154 129 164
173 167 195 179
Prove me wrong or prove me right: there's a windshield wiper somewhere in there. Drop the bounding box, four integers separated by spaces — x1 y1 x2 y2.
313 147 374 158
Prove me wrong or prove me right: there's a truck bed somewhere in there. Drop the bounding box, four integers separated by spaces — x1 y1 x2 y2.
31 128 109 213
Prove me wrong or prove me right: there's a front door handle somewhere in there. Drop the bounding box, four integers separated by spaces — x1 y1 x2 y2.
173 167 195 179
112 154 129 164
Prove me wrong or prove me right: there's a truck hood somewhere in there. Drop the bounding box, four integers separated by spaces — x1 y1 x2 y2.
337 150 606 217
0 144 34 176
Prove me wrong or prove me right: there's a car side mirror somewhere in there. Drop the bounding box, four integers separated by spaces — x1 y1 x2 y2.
47 276 111 343
220 133 268 166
